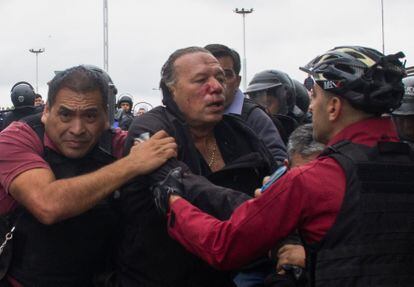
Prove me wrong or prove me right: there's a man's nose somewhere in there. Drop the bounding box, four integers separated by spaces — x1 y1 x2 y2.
206 77 224 94
69 118 86 135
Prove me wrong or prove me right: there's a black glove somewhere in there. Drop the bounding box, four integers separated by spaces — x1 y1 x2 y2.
152 167 184 217
264 265 307 287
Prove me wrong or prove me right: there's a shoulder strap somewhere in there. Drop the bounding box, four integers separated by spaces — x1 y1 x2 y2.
98 128 115 155
19 113 44 142
320 140 369 163
241 98 264 121
322 140 414 163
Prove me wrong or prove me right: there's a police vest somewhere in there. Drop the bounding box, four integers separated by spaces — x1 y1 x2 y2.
306 140 414 287
8 114 120 287
1 106 41 131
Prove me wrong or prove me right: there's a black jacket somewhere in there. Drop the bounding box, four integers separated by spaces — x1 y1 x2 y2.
115 105 277 287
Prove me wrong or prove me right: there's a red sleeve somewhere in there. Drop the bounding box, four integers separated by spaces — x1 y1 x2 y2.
112 128 127 159
168 167 307 270
167 158 346 270
0 122 50 194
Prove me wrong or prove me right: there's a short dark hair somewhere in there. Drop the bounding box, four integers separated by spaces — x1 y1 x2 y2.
47 65 108 109
35 94 42 99
204 44 241 76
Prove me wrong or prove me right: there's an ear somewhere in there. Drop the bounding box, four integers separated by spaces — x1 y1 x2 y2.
41 104 50 124
104 112 110 130
327 96 342 122
283 159 290 169
169 85 176 100
236 75 242 88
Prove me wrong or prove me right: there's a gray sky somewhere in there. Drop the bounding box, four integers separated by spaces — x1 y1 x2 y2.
1 0 413 109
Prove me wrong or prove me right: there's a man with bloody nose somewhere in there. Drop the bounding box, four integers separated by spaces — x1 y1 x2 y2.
114 47 277 286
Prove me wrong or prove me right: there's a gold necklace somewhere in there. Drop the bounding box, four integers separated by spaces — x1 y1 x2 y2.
207 139 217 168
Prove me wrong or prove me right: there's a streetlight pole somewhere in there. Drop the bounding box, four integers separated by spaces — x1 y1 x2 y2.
29 48 45 93
103 0 109 71
234 8 253 91
381 0 385 54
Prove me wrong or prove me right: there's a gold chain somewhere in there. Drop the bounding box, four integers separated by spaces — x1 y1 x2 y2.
207 139 217 168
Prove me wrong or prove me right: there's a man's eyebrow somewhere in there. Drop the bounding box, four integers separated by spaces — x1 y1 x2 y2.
192 72 208 78
58 106 74 112
57 105 99 113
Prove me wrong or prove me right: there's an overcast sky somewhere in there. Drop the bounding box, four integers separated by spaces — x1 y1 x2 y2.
1 0 413 109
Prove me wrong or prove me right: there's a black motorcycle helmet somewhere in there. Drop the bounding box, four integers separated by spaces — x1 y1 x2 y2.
300 46 406 115
10 82 36 108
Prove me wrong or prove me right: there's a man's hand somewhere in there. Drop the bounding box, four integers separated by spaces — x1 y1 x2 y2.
276 244 306 273
128 130 177 175
9 131 177 225
254 175 270 198
152 167 184 216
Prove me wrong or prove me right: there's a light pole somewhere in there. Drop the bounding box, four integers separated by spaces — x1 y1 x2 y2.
103 0 109 71
381 0 385 54
234 8 253 91
29 48 45 93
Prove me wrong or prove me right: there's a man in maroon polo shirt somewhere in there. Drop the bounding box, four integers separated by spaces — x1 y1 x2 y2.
154 46 414 286
0 66 177 286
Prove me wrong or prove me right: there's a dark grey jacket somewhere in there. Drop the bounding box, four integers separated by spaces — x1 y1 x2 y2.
115 105 277 287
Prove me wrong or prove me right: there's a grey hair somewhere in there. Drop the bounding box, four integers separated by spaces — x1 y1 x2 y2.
287 123 325 158
160 46 211 89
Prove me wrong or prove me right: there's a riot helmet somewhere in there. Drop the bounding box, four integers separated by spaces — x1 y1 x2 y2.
392 76 414 116
10 82 36 108
81 65 118 125
117 94 133 112
292 79 310 114
245 70 282 94
81 65 118 96
392 76 414 142
246 70 301 117
300 46 406 115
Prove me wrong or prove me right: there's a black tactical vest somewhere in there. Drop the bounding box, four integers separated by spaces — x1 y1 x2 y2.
8 114 120 287
306 140 414 287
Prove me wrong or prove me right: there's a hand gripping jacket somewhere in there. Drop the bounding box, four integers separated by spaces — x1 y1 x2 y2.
153 167 184 217
8 114 120 287
306 140 414 287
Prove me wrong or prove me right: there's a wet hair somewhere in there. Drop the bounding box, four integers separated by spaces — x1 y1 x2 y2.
204 44 241 76
287 123 325 158
47 65 108 109
160 46 210 89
